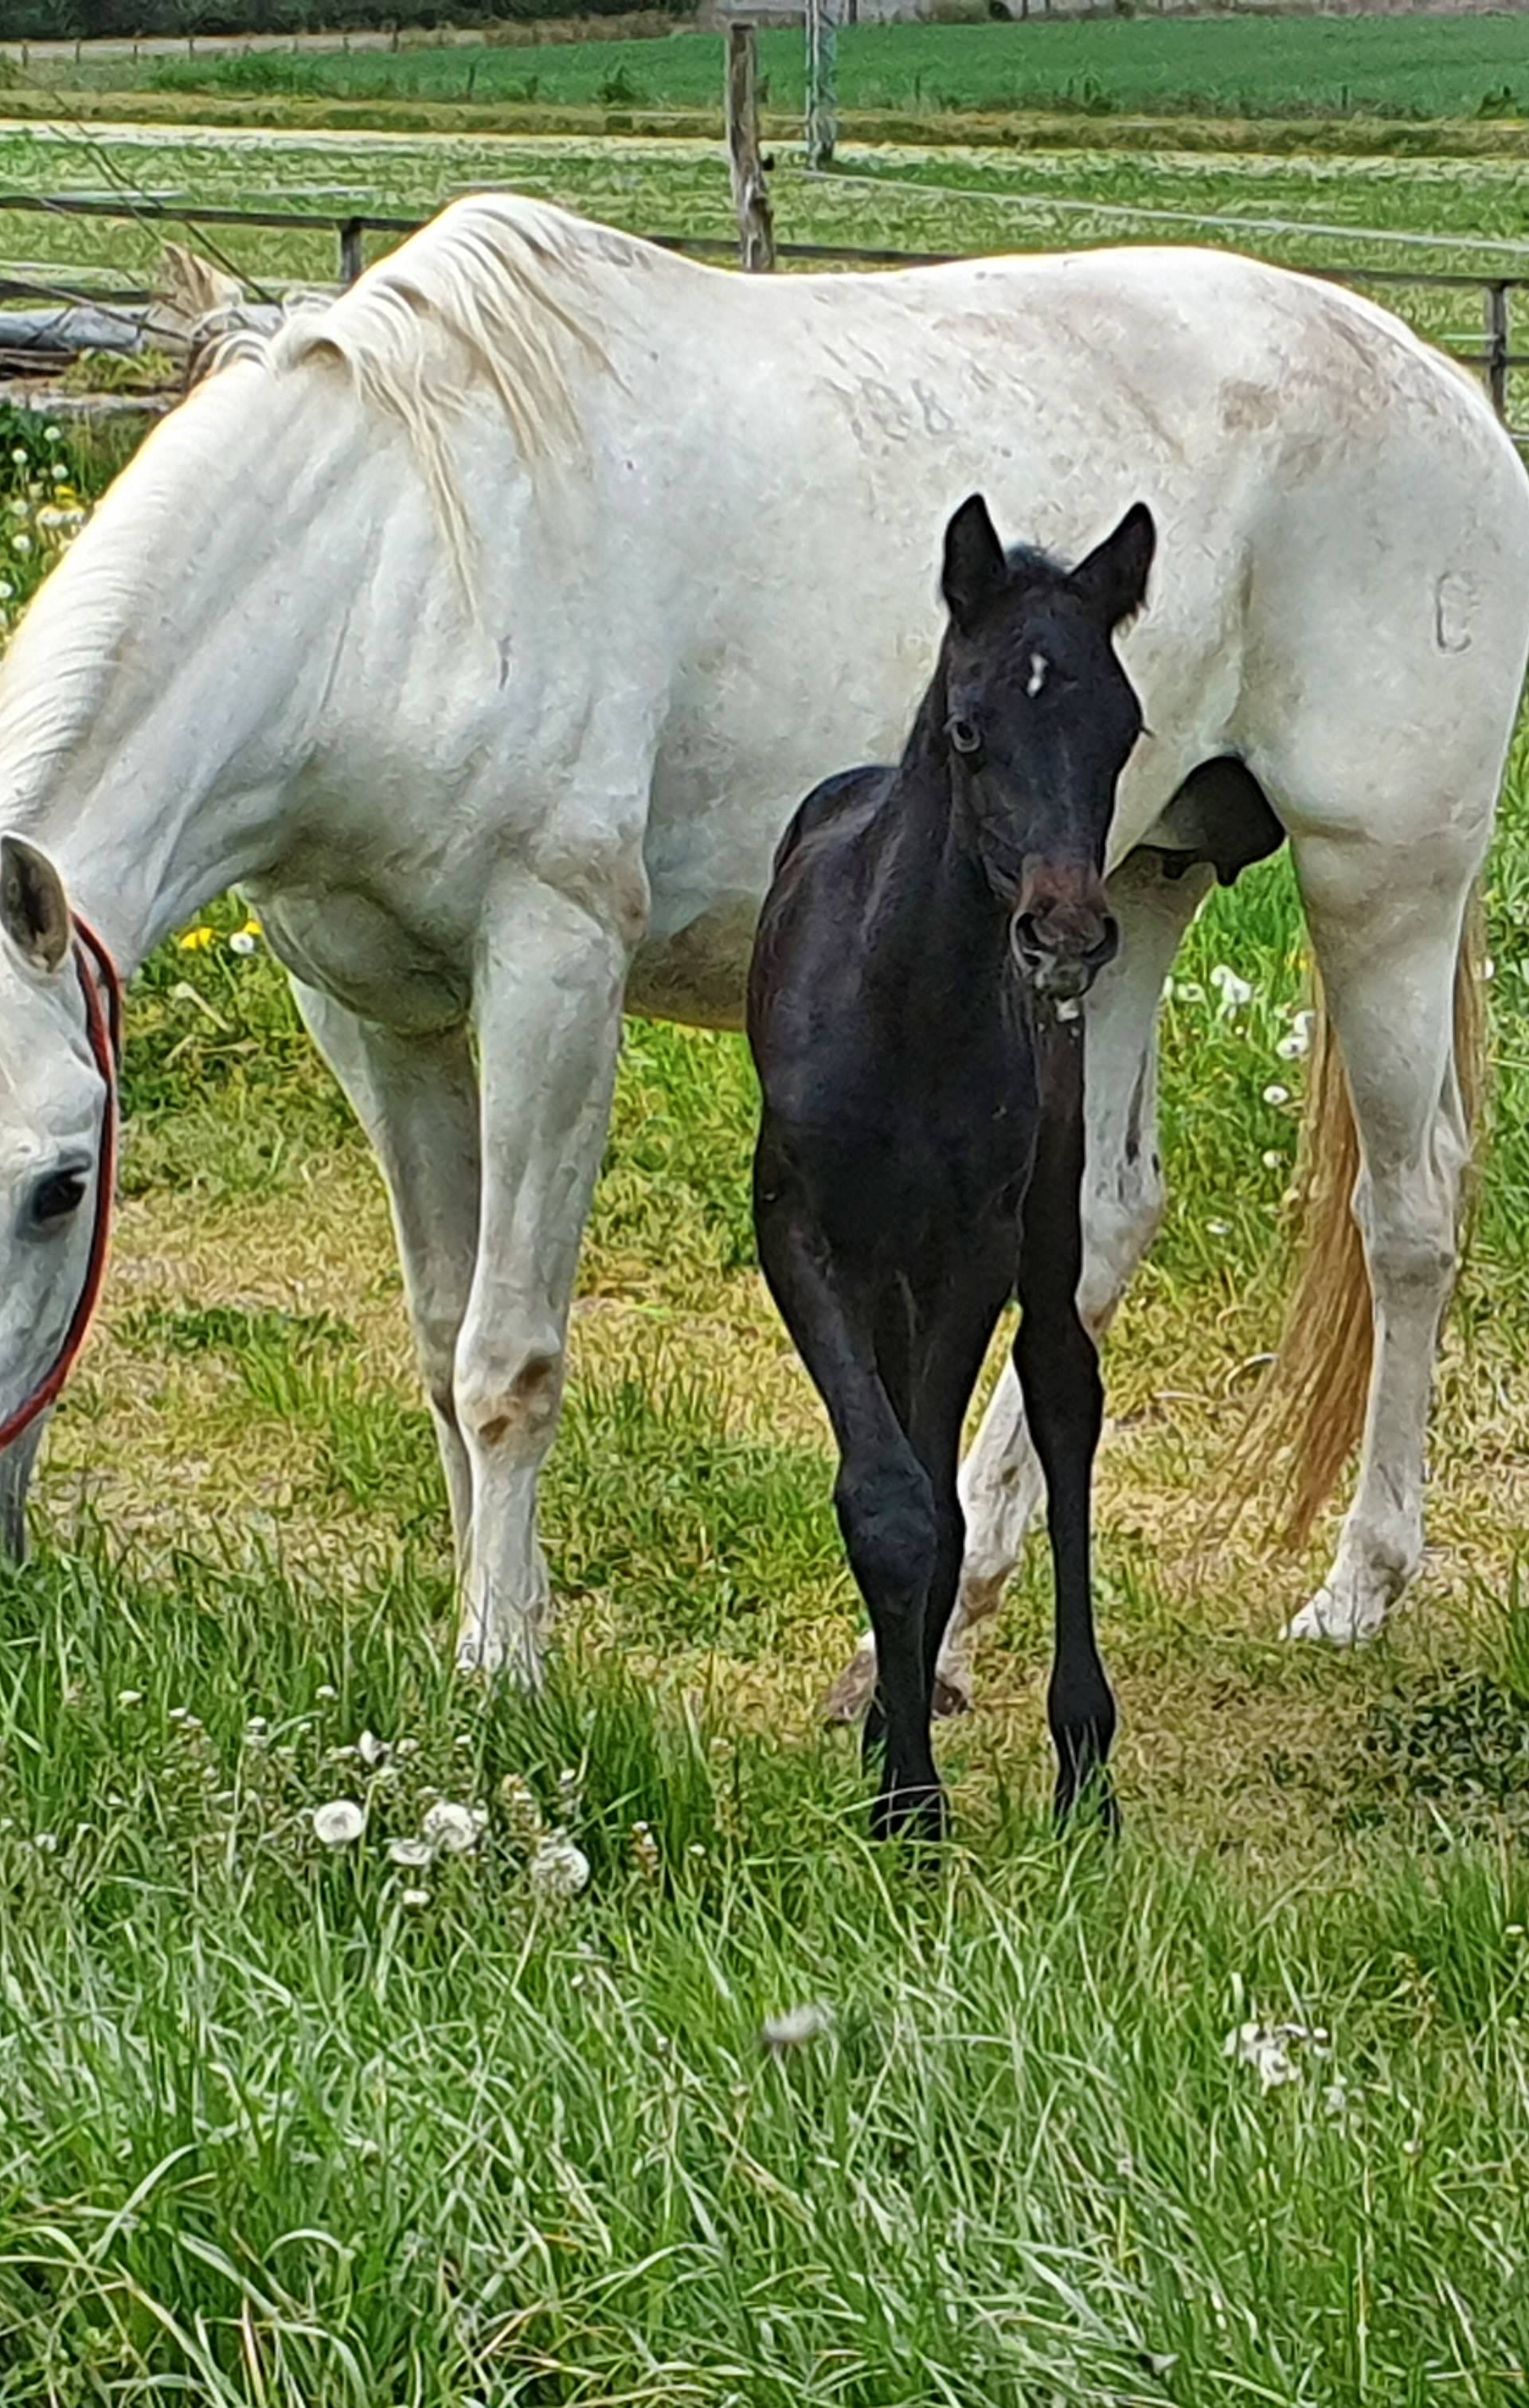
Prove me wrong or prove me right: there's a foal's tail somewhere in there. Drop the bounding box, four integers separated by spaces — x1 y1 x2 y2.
1232 900 1487 1546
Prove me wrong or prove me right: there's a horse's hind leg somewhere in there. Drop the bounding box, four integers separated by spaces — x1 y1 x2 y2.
1281 831 1484 1644
291 982 480 1555
755 1159 942 1837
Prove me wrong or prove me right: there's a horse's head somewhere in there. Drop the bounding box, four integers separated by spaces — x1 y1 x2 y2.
938 493 1154 1005
0 838 119 1558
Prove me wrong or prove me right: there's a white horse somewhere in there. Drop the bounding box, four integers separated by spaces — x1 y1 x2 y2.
0 197 1523 1697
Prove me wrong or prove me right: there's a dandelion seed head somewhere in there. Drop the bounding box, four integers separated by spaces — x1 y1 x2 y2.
761 2001 834 2052
1263 1084 1290 1108
388 1836 434 1869
312 1799 366 1847
421 1800 484 1856
528 1830 590 1903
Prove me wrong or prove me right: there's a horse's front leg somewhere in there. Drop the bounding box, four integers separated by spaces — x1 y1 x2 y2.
454 862 643 1681
1014 1017 1116 1825
820 850 1212 1724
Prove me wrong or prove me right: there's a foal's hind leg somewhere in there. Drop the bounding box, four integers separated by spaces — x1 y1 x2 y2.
756 1168 943 1837
1281 835 1482 1644
820 854 1212 1724
291 983 480 1556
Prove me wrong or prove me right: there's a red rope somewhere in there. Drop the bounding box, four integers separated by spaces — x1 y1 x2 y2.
0 914 123 1456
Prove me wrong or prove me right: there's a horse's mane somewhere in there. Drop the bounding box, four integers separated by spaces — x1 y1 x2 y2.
0 198 648 798
232 194 638 592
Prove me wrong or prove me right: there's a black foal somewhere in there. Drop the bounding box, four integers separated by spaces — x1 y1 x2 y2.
747 493 1154 1839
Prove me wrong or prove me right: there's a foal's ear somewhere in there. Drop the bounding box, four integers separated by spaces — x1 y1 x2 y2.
941 494 1007 633
0 836 71 976
1071 501 1156 631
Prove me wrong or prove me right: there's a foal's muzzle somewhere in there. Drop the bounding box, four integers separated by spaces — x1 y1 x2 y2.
1009 893 1120 1003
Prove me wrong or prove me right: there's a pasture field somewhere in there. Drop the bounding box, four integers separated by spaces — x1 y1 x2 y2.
39 14 1529 127
6 135 1529 2399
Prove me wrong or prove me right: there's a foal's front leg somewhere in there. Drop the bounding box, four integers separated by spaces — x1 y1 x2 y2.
453 867 639 1680
754 1159 942 1838
1014 1018 1116 1823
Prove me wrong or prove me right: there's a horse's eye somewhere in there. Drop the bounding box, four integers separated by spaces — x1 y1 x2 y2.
947 716 981 756
33 1168 88 1227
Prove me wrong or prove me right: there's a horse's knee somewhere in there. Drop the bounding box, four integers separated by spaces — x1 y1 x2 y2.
456 1335 565 1456
837 1460 937 1609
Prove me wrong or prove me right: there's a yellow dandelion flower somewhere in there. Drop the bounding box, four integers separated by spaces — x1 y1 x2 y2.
177 926 217 952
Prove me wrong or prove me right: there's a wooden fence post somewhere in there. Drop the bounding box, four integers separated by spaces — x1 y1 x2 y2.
1487 281 1510 420
806 0 838 170
338 218 365 286
725 25 776 273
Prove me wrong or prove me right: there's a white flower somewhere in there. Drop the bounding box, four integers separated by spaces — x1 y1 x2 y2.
422 1800 487 1856
401 1886 431 1909
228 929 258 956
1160 975 1175 1002
312 1799 366 1847
528 1830 591 1902
315 1683 338 1701
387 1835 434 1869
1276 1010 1315 1061
12 536 32 556
1225 2017 1328 2093
1177 979 1205 1004
358 1730 389 1769
116 1689 143 1708
1485 956 1496 982
1210 964 1253 1012
44 426 61 444
761 2000 835 2051
33 1831 59 1855
0 580 14 601
1261 1149 1283 1171
49 463 68 483
1206 1219 1230 1237
1262 1084 1290 1107
10 448 25 467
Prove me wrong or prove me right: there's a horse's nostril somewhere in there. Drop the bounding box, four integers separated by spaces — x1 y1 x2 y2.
1093 914 1121 965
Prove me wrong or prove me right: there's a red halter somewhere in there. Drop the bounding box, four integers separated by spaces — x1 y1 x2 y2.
0 915 123 1456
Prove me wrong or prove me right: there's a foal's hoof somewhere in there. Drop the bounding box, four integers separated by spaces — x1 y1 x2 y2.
819 1643 878 1726
872 1784 945 1847
1055 1768 1120 1836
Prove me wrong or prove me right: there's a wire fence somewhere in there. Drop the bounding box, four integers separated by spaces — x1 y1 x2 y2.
2 185 1527 444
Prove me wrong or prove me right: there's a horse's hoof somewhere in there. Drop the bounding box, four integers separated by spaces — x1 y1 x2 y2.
1282 1586 1383 1648
931 1672 973 1720
819 1646 877 1726
1055 1773 1120 1837
871 1785 945 1847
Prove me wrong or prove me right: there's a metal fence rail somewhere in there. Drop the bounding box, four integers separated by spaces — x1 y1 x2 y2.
2 188 1527 437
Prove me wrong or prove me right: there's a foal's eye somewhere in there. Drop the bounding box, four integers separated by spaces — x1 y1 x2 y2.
947 715 982 756
33 1168 88 1227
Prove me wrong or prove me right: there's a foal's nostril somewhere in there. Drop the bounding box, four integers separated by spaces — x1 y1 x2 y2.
1091 913 1121 968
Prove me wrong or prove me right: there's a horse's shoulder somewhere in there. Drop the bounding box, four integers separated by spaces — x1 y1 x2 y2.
770 765 892 881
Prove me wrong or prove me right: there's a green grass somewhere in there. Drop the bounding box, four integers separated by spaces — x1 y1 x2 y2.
6 200 1529 2387
43 16 1529 128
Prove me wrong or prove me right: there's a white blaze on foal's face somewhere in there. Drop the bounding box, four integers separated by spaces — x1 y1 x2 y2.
0 839 105 1539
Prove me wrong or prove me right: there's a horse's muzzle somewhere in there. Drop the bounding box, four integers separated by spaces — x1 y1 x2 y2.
1009 897 1120 1003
